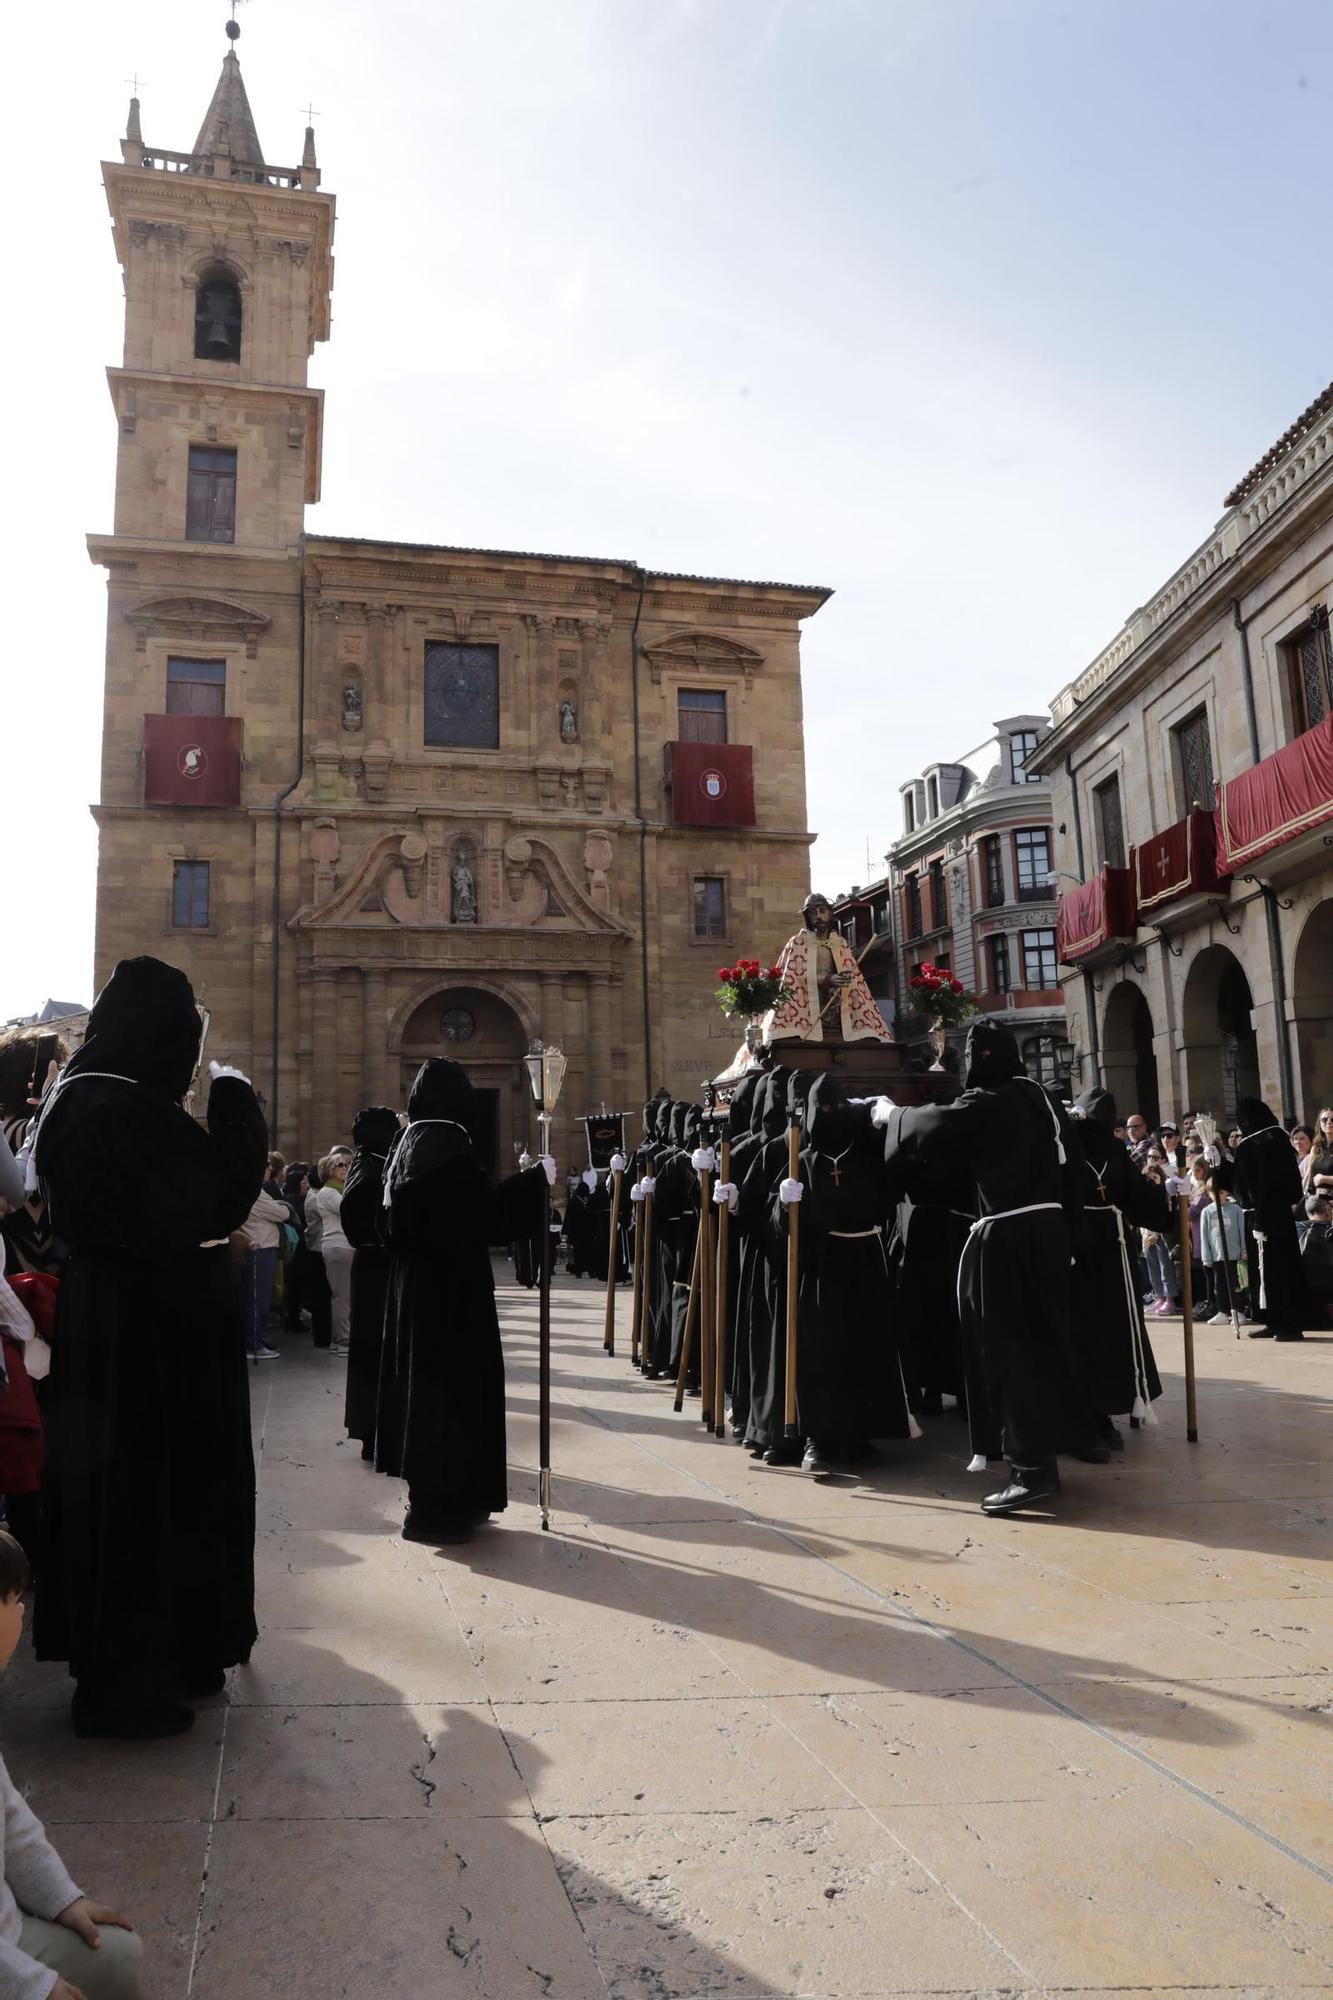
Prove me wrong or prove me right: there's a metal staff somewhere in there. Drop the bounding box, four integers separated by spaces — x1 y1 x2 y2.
1213 1189 1243 1340
783 1120 801 1445
629 1174 646 1367
1177 1193 1199 1443
713 1136 732 1440
673 1220 704 1413
639 1180 657 1372
603 1162 624 1356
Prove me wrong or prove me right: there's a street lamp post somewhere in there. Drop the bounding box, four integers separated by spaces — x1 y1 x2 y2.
523 1041 567 1530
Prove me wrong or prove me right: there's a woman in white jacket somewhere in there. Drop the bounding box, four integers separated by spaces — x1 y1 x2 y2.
310 1156 353 1356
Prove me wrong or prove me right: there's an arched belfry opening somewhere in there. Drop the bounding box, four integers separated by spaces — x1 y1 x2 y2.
195 266 242 362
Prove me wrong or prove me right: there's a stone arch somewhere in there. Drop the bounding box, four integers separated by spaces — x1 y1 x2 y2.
393 979 534 1174
1102 979 1158 1127
1181 943 1260 1123
1291 898 1333 1120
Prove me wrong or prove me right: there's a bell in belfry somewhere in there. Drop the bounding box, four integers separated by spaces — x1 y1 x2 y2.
195 280 242 362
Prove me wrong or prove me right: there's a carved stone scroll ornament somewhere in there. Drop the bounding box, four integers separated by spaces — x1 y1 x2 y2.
309 818 341 906
502 836 548 925
382 832 428 924
583 832 613 912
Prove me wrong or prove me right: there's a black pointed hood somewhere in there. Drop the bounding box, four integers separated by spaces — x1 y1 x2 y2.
1236 1096 1280 1136
1075 1086 1118 1130
351 1104 401 1155
805 1072 860 1154
964 1019 1023 1090
726 1073 760 1141
759 1069 791 1140
64 956 203 1102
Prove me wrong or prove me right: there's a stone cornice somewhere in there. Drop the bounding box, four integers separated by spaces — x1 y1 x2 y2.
104 370 323 503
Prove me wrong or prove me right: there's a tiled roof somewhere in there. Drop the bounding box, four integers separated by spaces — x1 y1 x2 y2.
307 534 831 599
1224 379 1333 508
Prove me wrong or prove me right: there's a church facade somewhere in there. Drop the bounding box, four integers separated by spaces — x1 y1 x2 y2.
89 36 827 1165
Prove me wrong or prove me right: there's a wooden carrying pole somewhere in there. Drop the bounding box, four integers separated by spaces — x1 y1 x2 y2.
783 1122 801 1440
603 1166 624 1355
629 1180 646 1366
713 1137 731 1440
698 1164 715 1431
1177 1193 1199 1444
673 1220 703 1413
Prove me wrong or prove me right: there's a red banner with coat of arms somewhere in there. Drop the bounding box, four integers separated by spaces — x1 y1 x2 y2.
1135 807 1229 915
666 741 756 827
143 714 244 806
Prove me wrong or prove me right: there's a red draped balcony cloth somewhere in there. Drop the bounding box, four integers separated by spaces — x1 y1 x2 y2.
1215 717 1333 872
1056 865 1136 964
1135 807 1230 916
143 714 244 806
664 741 756 827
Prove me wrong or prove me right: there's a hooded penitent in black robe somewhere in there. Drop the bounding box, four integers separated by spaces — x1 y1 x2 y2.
741 1070 800 1457
881 1021 1099 1475
627 1093 669 1368
1232 1097 1307 1337
717 1074 763 1437
656 1105 705 1382
340 1105 401 1457
887 1154 972 1411
375 1060 548 1535
783 1075 917 1455
33 957 265 1729
1069 1087 1167 1420
638 1099 677 1376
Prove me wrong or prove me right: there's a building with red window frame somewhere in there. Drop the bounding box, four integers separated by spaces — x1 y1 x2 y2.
1034 381 1333 1129
834 720 1072 1086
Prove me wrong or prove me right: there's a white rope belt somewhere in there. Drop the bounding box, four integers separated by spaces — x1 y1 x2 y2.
968 1201 1061 1234
829 1227 880 1238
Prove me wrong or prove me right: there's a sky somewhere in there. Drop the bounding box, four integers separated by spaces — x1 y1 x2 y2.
2 0 1329 1020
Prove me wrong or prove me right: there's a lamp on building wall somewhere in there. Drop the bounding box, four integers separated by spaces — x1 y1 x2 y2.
1056 1037 1079 1081
523 1041 567 1530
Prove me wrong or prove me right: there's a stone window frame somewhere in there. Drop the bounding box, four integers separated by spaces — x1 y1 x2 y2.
418 633 508 757
1152 667 1220 821
689 871 732 945
1080 741 1131 869
165 849 219 935
143 638 243 720
1267 596 1333 743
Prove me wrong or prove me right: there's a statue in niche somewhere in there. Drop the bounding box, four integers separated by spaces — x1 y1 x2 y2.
342 681 363 731
559 697 578 743
451 857 478 924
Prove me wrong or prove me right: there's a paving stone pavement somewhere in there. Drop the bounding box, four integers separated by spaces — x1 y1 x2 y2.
4 1270 1331 1998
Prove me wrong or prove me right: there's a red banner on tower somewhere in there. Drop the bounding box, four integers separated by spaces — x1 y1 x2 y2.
143 714 243 807
665 741 756 827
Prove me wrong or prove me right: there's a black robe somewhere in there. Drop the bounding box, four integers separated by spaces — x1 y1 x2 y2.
1070 1125 1167 1415
882 1073 1099 1467
740 1074 798 1452
340 1136 395 1453
375 1126 547 1524
888 1158 972 1407
783 1077 916 1446
35 1071 265 1685
653 1145 700 1382
1231 1119 1307 1333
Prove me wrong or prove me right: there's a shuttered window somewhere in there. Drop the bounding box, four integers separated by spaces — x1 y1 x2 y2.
166 658 226 717
185 446 237 543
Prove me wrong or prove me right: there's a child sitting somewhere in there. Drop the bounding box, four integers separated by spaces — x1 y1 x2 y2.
0 1532 142 1999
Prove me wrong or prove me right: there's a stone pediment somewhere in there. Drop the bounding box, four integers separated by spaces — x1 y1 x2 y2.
125 595 272 658
289 822 630 938
642 630 765 688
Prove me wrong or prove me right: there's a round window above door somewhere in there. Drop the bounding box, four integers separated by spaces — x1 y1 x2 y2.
441 1006 476 1044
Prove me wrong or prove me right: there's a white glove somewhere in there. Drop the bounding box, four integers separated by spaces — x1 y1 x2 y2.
208 1061 252 1086
691 1146 717 1173
539 1154 557 1186
869 1095 895 1129
713 1180 739 1213
1203 1145 1221 1166
582 1168 598 1190
639 1174 656 1195
609 1152 627 1173
779 1177 804 1205
629 1182 645 1203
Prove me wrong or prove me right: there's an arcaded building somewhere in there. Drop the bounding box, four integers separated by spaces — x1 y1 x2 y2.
89 34 827 1164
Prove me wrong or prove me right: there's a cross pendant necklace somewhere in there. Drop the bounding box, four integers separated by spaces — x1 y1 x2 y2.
826 1146 852 1187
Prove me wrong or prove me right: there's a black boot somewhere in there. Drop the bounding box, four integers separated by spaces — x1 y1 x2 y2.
72 1686 195 1740
801 1439 836 1476
1096 1415 1125 1451
981 1463 1060 1516
762 1439 804 1467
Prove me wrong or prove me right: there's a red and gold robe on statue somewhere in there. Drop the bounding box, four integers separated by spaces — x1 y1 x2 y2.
764 927 892 1045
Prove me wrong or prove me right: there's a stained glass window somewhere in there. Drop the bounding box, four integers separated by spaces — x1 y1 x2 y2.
424 643 501 748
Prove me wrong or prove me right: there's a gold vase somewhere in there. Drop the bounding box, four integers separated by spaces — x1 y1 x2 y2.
928 1019 948 1071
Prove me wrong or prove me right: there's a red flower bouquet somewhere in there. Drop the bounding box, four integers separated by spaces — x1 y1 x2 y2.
908 961 980 1028
715 957 791 1018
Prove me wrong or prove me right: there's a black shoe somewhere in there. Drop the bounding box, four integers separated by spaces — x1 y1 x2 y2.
1273 1330 1305 1342
762 1440 804 1467
1096 1417 1125 1451
72 1692 195 1740
1070 1444 1111 1464
918 1392 944 1416
1247 1329 1274 1339
981 1472 1061 1516
801 1440 836 1475
847 1439 883 1464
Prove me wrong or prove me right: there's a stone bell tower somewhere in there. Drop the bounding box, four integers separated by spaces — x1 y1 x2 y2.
88 22 335 1099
